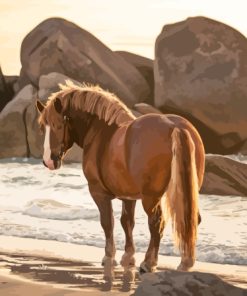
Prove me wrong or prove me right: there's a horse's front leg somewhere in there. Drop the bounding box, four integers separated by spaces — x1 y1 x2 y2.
120 199 136 282
140 196 165 274
91 192 116 281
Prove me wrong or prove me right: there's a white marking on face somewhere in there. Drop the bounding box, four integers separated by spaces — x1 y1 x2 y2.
43 125 51 163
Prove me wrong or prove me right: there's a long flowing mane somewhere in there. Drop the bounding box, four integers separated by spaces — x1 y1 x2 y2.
46 81 136 126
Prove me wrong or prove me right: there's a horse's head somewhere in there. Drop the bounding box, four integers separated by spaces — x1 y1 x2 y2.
36 97 74 170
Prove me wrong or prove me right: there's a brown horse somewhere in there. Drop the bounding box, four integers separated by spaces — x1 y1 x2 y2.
36 81 205 282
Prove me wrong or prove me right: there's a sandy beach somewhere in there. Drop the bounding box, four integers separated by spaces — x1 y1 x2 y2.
0 236 246 295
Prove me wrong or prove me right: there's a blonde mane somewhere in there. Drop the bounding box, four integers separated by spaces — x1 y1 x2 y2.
46 81 136 126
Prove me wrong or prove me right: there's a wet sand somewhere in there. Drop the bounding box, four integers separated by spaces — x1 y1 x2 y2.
0 236 246 295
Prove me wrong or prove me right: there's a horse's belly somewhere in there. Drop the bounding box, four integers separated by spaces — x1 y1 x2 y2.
103 166 140 197
116 194 142 201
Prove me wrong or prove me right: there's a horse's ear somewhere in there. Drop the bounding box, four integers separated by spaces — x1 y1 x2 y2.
54 97 63 114
36 100 45 114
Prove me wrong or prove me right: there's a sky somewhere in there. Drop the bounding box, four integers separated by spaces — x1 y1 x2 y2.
0 0 247 75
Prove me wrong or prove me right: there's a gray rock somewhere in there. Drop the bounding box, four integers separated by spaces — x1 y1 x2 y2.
116 51 154 104
0 85 37 158
63 144 82 163
154 16 247 154
38 72 80 100
133 103 162 115
25 99 44 158
0 67 16 111
133 270 246 296
20 17 150 107
201 155 247 197
4 75 19 94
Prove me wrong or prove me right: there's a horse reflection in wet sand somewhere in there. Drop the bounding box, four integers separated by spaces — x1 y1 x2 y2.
36 81 205 284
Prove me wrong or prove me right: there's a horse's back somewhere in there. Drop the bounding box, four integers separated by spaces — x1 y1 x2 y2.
103 113 205 198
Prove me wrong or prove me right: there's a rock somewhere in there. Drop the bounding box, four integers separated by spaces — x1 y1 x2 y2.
116 51 154 104
131 109 142 118
25 100 44 158
154 16 247 154
63 144 82 163
133 103 162 115
133 270 246 296
4 75 19 94
0 67 15 111
20 18 150 107
18 68 31 90
0 85 37 158
38 72 80 100
239 140 247 155
201 155 247 197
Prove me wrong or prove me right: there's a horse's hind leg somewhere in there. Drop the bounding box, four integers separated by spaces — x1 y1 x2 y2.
140 196 165 273
120 200 136 282
91 193 116 281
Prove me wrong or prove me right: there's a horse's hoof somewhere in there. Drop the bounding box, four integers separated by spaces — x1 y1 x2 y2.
177 258 194 271
102 277 113 292
177 263 191 271
139 262 156 275
139 266 147 275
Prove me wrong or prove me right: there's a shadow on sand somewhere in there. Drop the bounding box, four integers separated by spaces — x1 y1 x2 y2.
1 252 139 293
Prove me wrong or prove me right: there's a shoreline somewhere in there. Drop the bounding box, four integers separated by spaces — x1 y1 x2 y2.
0 235 246 295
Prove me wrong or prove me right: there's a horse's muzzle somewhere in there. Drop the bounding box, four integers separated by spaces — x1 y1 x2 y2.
53 159 61 170
43 160 48 168
43 155 61 170
50 153 62 170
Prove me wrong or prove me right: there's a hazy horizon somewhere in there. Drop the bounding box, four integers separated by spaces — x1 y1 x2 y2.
0 0 247 75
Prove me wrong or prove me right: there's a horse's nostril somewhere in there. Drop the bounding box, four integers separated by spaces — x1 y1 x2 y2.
43 160 48 168
51 153 60 162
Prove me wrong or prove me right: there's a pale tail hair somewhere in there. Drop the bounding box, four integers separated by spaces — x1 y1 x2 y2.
166 127 199 261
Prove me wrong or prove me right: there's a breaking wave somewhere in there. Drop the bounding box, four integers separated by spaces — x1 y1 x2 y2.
23 199 99 221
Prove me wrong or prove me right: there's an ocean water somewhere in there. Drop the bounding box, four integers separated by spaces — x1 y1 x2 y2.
0 158 246 265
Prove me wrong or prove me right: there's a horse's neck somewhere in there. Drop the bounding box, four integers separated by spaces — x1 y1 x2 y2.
71 111 113 149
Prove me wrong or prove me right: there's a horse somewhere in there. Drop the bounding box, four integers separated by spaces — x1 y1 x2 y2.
36 81 205 282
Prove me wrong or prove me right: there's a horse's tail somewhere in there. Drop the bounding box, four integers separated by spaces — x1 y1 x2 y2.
166 127 198 262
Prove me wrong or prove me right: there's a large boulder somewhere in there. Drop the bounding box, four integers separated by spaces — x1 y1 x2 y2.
154 16 247 154
4 75 19 94
0 67 16 111
20 18 150 107
133 103 162 115
134 270 245 296
0 85 37 158
38 72 80 100
201 155 247 197
116 51 154 104
25 99 44 158
63 143 82 163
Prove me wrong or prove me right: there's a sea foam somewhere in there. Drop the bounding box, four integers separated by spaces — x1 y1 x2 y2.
23 199 99 221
